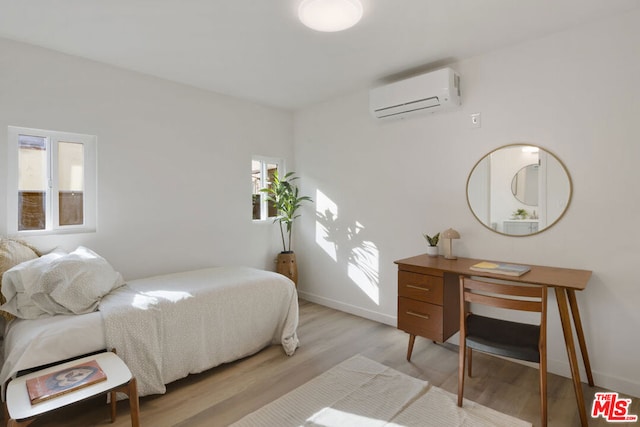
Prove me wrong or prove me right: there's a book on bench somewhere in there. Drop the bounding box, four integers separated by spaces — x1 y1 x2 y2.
26 359 107 405
470 261 531 277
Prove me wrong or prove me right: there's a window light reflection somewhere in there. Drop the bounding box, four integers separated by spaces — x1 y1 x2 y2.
131 294 157 310
347 222 379 305
306 407 403 426
315 189 338 261
315 189 380 305
142 290 193 303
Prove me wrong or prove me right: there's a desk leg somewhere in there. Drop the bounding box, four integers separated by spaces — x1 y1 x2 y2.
406 334 416 361
567 289 595 386
555 288 588 427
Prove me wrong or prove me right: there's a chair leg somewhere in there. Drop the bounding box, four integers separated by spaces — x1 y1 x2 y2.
540 355 547 426
458 340 466 407
467 347 473 377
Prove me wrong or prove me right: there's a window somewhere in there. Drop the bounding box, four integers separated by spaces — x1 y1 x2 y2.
252 157 281 220
7 126 97 235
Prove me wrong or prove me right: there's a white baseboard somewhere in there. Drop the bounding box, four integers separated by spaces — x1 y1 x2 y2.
547 359 640 400
297 290 396 327
298 292 640 399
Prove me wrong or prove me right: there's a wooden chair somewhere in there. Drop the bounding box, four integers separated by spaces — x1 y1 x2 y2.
457 275 548 426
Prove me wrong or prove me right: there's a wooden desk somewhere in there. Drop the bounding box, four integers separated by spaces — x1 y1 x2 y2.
395 254 594 427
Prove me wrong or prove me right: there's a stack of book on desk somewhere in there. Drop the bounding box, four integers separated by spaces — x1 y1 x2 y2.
470 261 531 277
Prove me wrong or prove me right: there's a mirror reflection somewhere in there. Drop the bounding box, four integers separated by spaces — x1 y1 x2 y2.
467 144 572 236
511 164 539 206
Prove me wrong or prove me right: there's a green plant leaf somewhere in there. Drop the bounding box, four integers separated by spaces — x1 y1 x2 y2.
259 170 313 252
423 232 440 246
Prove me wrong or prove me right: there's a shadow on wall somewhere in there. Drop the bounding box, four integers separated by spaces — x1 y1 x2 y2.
315 189 380 305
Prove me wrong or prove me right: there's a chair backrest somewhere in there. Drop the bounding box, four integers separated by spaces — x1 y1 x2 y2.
459 276 548 337
461 276 547 313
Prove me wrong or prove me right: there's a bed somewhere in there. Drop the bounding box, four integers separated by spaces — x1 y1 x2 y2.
0 242 299 397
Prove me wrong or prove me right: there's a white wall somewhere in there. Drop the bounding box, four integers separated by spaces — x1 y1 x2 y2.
294 9 640 397
0 38 293 280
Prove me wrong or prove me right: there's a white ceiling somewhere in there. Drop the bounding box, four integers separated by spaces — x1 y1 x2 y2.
1 0 638 110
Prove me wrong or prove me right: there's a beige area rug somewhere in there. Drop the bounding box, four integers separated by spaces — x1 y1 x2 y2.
232 355 531 427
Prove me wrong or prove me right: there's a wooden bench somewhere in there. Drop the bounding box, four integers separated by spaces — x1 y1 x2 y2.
4 351 139 426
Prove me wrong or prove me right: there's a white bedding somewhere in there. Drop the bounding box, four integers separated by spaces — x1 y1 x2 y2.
1 266 299 398
1 312 105 388
100 266 299 396
1 247 124 319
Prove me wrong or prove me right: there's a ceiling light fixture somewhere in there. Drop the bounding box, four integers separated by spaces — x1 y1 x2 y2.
298 0 363 32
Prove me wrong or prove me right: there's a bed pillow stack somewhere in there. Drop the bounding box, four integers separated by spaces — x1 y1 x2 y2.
1 246 125 320
0 238 41 321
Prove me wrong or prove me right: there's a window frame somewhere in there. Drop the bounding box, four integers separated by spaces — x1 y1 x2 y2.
252 156 283 222
7 126 97 235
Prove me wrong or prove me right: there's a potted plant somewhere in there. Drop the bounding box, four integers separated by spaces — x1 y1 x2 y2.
261 171 312 285
423 232 440 257
512 208 529 220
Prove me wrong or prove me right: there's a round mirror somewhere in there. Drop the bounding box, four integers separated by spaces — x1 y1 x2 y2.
466 144 572 236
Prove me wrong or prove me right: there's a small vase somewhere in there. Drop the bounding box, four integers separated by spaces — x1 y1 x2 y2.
276 251 298 286
426 246 438 257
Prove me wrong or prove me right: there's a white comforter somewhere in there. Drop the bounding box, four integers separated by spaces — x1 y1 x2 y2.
98 266 299 396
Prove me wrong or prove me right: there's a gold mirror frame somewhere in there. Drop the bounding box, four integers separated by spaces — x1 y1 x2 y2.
466 144 573 237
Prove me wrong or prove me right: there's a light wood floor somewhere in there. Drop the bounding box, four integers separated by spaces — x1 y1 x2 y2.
12 299 639 427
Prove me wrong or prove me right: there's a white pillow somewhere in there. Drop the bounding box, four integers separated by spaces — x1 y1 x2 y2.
1 246 124 319
1 248 68 319
0 238 40 321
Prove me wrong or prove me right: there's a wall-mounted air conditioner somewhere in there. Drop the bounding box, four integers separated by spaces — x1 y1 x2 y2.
369 67 461 119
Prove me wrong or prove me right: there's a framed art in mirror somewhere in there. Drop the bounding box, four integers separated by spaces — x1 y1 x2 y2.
466 144 572 236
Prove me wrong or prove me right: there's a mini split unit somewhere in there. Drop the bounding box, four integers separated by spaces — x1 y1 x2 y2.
369 67 461 119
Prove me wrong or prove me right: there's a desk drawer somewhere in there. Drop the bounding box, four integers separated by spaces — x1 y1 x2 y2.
398 297 443 342
398 271 443 304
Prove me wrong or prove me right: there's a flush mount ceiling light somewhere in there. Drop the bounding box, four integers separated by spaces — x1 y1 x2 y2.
298 0 363 32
